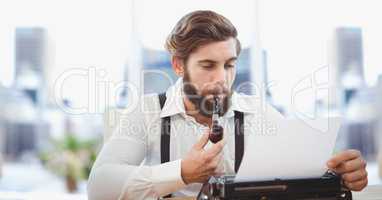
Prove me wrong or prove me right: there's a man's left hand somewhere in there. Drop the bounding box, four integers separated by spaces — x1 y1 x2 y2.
327 149 368 191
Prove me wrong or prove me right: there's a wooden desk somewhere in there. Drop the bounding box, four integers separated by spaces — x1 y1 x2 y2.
167 185 382 200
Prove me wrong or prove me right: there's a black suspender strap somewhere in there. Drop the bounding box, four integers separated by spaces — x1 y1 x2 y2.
158 93 172 198
234 111 244 173
159 93 171 164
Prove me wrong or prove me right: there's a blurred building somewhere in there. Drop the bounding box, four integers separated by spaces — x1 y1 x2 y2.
375 76 382 168
15 28 46 77
262 49 284 114
0 28 49 161
332 27 379 160
0 86 41 161
14 27 47 105
333 27 365 107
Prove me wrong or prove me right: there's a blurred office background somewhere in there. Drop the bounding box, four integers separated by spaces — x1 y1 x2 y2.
0 0 382 199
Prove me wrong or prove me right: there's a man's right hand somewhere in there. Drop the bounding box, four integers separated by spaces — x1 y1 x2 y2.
180 132 225 184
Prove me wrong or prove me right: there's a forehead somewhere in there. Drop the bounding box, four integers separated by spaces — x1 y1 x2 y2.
189 38 237 62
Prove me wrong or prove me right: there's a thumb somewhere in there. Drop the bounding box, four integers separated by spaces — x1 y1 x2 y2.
193 132 210 150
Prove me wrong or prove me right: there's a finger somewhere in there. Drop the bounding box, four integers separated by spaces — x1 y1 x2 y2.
327 150 361 169
345 178 368 191
210 152 223 166
205 139 226 158
196 174 210 183
213 163 224 176
193 132 210 150
342 169 368 182
333 157 367 174
197 170 213 182
207 153 223 172
205 152 223 167
214 155 224 172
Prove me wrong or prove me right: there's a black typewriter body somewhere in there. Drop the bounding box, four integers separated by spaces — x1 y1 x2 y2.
197 173 352 200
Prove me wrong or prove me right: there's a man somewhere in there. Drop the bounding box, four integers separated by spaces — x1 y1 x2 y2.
87 10 368 200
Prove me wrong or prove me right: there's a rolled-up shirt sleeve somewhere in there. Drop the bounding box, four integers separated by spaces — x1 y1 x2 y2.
87 105 186 200
121 159 186 199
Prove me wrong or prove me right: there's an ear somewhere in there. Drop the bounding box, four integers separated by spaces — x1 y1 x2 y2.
171 56 185 77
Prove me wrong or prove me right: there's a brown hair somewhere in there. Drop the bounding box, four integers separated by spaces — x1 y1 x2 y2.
165 10 241 62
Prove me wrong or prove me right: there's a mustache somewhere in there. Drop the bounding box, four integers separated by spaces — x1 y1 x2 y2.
200 83 229 100
185 82 229 97
183 81 231 117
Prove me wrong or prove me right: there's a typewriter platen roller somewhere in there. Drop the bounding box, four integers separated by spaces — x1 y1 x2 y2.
197 172 352 200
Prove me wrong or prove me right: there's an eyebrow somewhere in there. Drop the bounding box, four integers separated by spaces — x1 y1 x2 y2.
198 57 237 64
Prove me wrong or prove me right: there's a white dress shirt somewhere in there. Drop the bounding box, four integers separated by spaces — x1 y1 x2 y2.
87 78 284 200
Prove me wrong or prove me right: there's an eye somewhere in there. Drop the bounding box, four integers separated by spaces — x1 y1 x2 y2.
202 65 214 69
224 64 235 69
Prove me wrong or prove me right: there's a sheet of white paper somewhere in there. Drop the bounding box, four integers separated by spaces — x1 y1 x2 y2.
235 117 342 182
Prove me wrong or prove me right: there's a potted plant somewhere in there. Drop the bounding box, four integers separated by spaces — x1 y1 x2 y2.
40 133 99 193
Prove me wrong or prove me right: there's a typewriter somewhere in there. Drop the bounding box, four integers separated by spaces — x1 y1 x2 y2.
197 172 352 200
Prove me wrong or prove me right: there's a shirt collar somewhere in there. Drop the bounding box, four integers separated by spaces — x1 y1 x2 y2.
159 78 186 118
159 78 259 118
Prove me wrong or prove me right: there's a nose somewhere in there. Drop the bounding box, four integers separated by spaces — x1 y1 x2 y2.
210 65 226 83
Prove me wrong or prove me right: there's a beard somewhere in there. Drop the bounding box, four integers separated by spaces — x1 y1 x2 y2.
183 71 232 118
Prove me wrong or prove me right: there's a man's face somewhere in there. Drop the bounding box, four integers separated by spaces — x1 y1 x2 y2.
182 37 237 117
